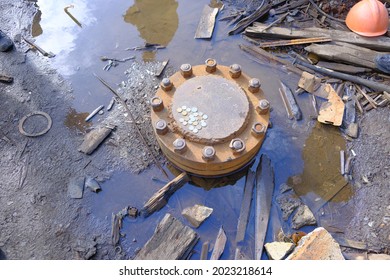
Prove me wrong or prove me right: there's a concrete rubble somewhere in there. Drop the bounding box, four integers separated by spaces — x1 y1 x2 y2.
286 227 345 260
182 204 213 228
292 205 317 229
264 242 295 260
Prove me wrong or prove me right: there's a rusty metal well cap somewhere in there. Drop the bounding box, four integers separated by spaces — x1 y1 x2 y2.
346 0 389 37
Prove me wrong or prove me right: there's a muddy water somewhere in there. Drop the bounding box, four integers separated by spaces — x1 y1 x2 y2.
32 0 353 259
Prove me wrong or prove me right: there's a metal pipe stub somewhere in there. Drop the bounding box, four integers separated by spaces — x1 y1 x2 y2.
151 60 269 177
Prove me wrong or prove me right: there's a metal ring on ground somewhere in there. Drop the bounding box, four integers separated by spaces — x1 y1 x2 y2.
18 111 52 137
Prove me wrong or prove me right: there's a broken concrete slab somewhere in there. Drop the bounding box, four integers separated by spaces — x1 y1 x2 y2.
368 253 390 260
276 192 301 221
292 205 317 229
68 176 85 199
265 242 295 260
286 227 345 260
345 123 359 139
135 213 199 260
182 204 213 228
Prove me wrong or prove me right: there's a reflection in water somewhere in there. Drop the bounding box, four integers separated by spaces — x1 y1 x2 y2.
209 0 223 9
64 108 92 133
32 9 43 37
123 0 178 60
291 123 353 203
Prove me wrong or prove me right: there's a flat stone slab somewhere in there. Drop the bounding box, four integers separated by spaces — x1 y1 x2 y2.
68 177 85 199
265 242 295 260
182 204 213 228
135 213 199 260
286 227 345 260
292 204 317 229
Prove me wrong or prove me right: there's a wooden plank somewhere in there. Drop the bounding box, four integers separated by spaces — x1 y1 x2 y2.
235 170 255 244
195 5 219 39
229 3 271 35
135 213 199 260
78 126 114 155
255 154 275 260
316 61 371 74
259 37 331 48
141 172 190 217
279 81 302 120
210 226 227 260
245 24 390 51
200 241 209 260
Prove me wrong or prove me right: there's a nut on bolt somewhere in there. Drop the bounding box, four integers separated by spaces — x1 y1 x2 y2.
229 138 246 154
151 96 164 112
251 122 266 136
155 119 168 135
202 146 216 161
173 138 187 153
180 63 193 78
256 99 270 115
205 58 217 73
229 64 242 78
248 78 261 93
160 78 173 91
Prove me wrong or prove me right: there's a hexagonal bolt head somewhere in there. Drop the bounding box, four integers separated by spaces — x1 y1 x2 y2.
155 119 168 135
251 122 266 137
173 138 187 153
202 146 216 161
205 58 217 73
229 64 242 78
151 96 164 112
248 78 261 93
180 63 193 78
160 78 173 91
229 138 246 153
256 99 270 115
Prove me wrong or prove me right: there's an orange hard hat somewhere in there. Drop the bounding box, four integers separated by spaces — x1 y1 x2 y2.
346 0 389 37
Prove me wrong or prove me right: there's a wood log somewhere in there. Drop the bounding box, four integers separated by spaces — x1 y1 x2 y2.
135 213 199 260
245 24 390 51
255 154 275 260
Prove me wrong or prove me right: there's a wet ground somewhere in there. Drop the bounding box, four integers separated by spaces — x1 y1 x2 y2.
0 0 388 259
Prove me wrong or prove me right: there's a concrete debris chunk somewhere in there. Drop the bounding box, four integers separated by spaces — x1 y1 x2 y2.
276 192 301 221
68 176 85 199
265 242 295 260
85 177 101 192
286 227 345 260
292 205 317 229
182 204 213 228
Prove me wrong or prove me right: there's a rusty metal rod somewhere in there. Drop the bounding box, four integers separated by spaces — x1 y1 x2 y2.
93 73 169 180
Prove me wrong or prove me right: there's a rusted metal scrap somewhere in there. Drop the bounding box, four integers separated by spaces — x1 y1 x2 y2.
23 37 55 58
64 5 82 27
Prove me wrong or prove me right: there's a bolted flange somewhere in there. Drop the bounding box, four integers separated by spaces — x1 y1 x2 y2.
202 146 216 161
155 119 168 135
160 78 173 91
229 138 246 154
248 78 261 93
251 122 266 137
256 99 270 115
151 96 164 112
205 58 217 73
180 63 193 78
229 64 242 78
173 138 187 153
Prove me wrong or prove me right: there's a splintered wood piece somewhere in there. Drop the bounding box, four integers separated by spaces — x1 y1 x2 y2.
259 37 331 48
200 241 209 260
135 213 199 260
280 81 302 120
78 126 114 155
210 226 227 260
317 84 345 126
195 5 219 39
255 154 275 260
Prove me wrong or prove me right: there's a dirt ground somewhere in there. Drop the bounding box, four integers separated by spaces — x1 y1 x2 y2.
0 0 389 260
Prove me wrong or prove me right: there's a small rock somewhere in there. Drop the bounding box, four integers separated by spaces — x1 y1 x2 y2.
368 253 390 260
68 177 85 199
276 192 301 221
279 183 292 194
182 204 213 228
0 30 13 52
292 205 317 229
345 123 359 138
286 227 345 260
85 177 101 193
265 242 295 260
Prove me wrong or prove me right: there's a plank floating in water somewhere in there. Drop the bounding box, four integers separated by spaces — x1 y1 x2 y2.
195 5 219 39
255 154 275 260
135 213 199 260
210 226 227 260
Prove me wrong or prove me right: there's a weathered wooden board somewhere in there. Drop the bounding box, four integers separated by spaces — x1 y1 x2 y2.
78 126 114 155
317 84 345 126
210 226 227 260
255 154 275 260
228 3 270 35
316 61 371 74
135 213 199 260
195 5 219 39
245 24 390 51
305 42 387 70
235 169 255 244
279 81 302 120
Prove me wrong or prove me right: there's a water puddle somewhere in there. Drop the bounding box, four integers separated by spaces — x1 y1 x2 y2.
31 0 353 259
